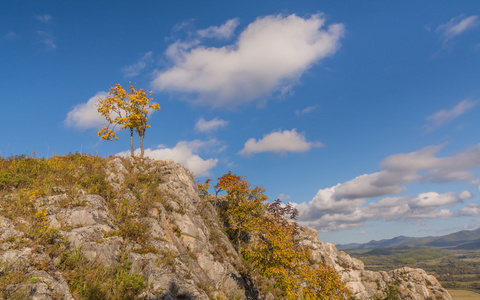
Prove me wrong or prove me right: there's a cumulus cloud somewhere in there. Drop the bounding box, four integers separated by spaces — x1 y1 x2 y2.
197 18 239 39
410 191 466 207
437 15 479 46
460 203 480 216
122 51 153 78
334 172 407 199
195 117 228 132
297 207 368 232
295 144 480 232
152 14 344 108
459 190 473 200
296 184 365 221
116 140 218 176
295 105 318 116
381 144 480 183
326 144 480 202
296 190 464 232
239 129 323 156
64 92 109 129
425 99 477 131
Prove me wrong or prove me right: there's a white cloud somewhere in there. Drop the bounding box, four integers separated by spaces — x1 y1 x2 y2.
334 172 407 199
296 190 463 232
296 184 365 218
295 144 480 232
37 30 56 50
64 92 109 129
197 18 239 39
239 129 323 156
410 192 464 208
122 52 153 78
366 196 456 225
295 105 317 116
381 144 480 183
459 190 473 200
297 207 368 232
460 203 480 216
425 99 477 131
195 117 228 132
152 14 344 108
116 140 218 176
164 40 200 62
437 15 479 46
321 144 480 204
407 209 454 219
36 14 52 23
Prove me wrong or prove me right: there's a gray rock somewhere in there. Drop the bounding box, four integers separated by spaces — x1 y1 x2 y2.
0 157 452 299
296 226 452 299
5 271 74 300
0 216 24 247
0 247 32 273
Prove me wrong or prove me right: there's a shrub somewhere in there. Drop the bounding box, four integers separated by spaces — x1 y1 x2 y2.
211 172 351 299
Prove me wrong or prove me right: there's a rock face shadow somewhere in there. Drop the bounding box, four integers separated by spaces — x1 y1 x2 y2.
163 281 196 300
230 272 259 300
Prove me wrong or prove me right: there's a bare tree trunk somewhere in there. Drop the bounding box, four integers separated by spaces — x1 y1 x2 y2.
140 131 144 158
237 230 241 251
130 128 134 158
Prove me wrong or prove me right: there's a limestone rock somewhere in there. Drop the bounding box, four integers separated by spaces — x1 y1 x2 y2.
5 271 74 300
0 157 452 299
296 226 452 299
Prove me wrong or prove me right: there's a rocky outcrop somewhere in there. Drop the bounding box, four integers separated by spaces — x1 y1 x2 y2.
299 227 452 299
0 157 451 299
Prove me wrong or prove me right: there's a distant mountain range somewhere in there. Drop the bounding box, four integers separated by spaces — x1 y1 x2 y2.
336 228 480 251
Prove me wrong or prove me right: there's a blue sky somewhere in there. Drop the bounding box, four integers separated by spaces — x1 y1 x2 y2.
2 1 480 245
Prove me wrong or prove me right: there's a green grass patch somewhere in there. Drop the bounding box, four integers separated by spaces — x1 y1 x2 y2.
58 248 145 300
448 289 480 299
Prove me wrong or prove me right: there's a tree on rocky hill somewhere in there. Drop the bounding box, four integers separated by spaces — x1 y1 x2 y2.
97 84 160 158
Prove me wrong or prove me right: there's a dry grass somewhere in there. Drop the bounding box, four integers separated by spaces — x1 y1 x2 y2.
0 153 166 299
448 289 480 299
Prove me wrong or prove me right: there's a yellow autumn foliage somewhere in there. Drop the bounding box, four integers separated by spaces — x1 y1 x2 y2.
211 173 351 299
97 84 160 158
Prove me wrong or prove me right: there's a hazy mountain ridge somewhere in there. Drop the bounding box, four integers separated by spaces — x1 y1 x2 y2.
337 228 480 251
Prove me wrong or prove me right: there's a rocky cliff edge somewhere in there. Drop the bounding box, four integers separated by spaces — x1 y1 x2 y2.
0 157 451 299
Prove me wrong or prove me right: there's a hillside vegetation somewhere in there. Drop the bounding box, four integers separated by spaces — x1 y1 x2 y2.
0 153 349 299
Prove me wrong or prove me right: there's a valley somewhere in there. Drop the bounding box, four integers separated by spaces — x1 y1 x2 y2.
339 229 480 295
